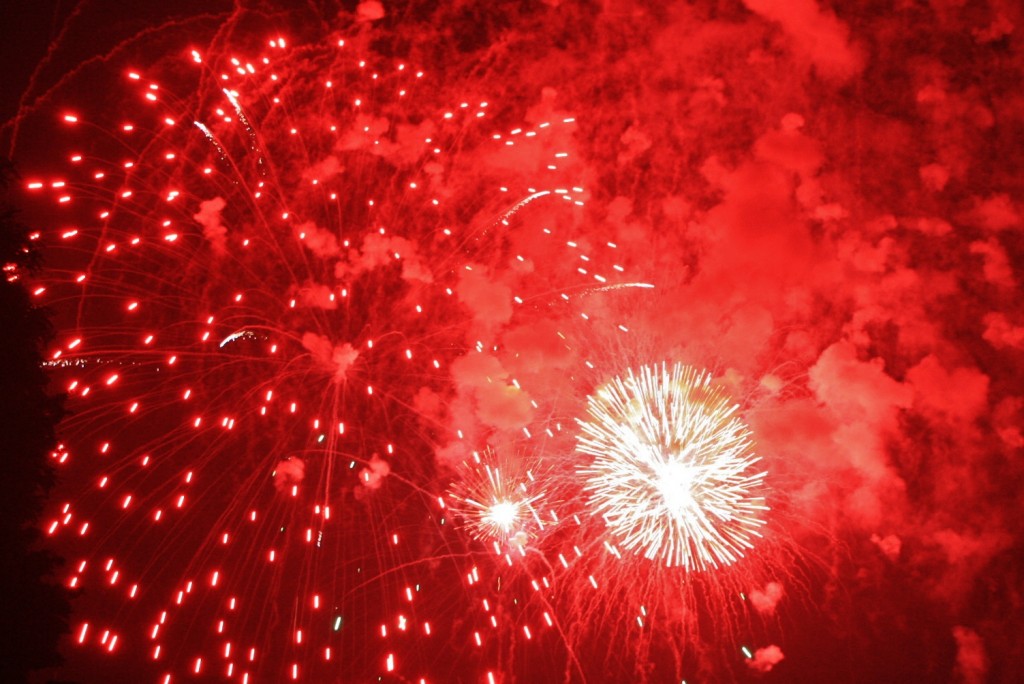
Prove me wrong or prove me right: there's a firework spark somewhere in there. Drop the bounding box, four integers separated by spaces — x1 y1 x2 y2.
446 450 544 553
21 18 627 681
577 363 768 571
11 1 1020 681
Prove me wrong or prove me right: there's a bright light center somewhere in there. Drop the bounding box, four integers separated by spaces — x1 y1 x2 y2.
654 459 697 515
485 501 519 531
578 363 767 570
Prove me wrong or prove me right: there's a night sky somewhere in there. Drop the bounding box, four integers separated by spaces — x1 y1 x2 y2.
3 1 1023 683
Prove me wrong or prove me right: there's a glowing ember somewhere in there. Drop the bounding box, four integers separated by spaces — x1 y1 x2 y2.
577 363 768 570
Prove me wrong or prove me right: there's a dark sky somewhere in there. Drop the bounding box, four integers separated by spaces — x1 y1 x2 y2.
0 1 71 124
2 0 241 141
8 1 1024 683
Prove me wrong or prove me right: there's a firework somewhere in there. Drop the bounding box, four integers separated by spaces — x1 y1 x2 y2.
577 363 768 571
446 449 545 553
19 7 780 684
23 17 629 683
11 2 1017 681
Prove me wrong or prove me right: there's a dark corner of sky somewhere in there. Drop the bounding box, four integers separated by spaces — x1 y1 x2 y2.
0 2 72 127
0 0 237 134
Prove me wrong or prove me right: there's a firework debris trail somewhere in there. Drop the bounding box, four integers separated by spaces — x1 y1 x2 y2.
6 0 1024 682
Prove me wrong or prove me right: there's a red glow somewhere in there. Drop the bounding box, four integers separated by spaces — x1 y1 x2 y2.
15 3 1020 684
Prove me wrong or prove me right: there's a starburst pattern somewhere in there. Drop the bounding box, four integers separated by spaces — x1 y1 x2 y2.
577 363 768 571
11 7 807 682
25 28 605 681
446 449 544 553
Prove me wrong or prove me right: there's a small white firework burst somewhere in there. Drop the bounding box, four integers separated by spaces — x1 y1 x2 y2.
447 450 544 553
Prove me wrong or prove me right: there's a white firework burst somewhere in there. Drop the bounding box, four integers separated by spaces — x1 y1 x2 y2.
577 363 768 571
447 451 544 553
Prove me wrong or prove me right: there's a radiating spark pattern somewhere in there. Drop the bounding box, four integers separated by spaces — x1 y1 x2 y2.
577 363 768 571
13 1 1022 681
23 22 654 682
9 5 801 681
447 450 543 551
